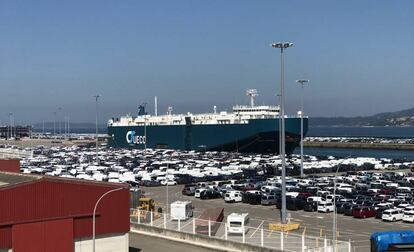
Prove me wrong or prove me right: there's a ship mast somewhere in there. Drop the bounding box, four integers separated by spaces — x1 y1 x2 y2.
246 89 258 108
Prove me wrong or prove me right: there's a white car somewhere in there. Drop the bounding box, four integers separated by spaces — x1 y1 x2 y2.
317 202 334 213
160 180 177 186
403 210 414 223
382 209 403 222
194 188 207 198
224 190 242 203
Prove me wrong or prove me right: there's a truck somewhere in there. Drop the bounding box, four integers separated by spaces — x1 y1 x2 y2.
170 201 193 221
227 213 249 234
195 208 224 235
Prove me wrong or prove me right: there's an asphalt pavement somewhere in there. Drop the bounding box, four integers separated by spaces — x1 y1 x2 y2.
129 232 217 252
141 185 414 252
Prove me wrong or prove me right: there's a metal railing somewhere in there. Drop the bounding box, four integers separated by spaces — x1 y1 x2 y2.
0 148 33 159
130 209 352 252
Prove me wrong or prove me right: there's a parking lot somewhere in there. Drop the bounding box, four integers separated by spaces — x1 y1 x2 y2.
141 185 414 252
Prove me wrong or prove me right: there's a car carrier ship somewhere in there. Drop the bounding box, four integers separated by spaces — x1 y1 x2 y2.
107 89 308 154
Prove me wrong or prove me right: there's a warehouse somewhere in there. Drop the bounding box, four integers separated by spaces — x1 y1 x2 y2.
0 170 130 252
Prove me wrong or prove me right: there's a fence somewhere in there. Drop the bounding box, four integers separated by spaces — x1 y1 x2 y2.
130 209 352 252
0 148 33 159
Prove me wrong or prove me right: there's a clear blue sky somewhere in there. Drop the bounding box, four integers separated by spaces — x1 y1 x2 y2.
1 0 413 124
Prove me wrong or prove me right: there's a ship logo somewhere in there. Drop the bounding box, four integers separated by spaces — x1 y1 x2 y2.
126 131 136 145
126 130 146 145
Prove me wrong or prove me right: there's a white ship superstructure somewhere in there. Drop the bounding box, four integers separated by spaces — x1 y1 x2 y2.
108 89 280 127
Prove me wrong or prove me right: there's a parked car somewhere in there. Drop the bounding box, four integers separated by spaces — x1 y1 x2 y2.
344 204 359 216
161 180 177 186
141 180 161 187
200 189 221 200
375 206 392 219
403 210 414 223
352 206 376 218
224 190 243 203
382 209 404 222
318 202 334 213
287 197 305 211
261 195 277 206
182 185 197 196
195 188 207 198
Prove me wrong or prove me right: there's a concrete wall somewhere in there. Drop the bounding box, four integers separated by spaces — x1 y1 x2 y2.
131 223 281 252
74 233 128 252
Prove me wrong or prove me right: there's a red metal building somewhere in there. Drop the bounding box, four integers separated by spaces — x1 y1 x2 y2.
0 171 130 252
0 160 20 173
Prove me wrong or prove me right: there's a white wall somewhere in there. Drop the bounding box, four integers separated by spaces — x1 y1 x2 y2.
74 233 128 252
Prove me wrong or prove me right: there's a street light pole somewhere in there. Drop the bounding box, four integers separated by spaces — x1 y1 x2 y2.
271 42 294 224
58 107 62 137
93 95 100 164
53 111 56 137
276 94 282 159
296 79 309 178
333 156 351 250
8 112 12 140
92 187 123 252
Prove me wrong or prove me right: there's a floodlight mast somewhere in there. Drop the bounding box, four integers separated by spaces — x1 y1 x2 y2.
296 79 309 178
270 42 294 225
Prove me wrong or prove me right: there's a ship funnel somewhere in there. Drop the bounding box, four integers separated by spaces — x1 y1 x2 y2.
246 89 258 107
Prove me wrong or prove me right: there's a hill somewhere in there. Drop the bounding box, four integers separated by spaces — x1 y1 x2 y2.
310 108 414 127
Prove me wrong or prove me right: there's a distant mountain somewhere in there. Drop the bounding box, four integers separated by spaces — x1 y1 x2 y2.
310 108 414 127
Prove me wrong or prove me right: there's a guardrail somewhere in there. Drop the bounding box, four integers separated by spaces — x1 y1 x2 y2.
130 209 352 252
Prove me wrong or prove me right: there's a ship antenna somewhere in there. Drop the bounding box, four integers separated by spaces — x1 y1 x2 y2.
246 89 258 108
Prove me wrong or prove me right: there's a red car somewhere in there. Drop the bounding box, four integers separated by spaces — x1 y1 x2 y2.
352 206 376 218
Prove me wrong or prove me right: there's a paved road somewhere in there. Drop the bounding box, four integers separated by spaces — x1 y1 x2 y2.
141 185 414 252
129 232 216 252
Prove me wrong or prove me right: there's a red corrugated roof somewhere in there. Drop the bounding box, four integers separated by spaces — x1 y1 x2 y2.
0 172 130 249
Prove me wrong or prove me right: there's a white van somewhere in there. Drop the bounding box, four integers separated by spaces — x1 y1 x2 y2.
170 201 193 221
227 213 249 234
224 191 242 203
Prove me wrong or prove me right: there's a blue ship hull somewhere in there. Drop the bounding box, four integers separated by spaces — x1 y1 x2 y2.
107 118 308 154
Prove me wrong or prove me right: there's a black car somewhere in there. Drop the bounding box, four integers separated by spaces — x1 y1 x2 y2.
336 202 349 214
287 197 305 211
375 207 389 219
200 190 221 200
303 202 317 212
140 180 161 187
344 204 359 216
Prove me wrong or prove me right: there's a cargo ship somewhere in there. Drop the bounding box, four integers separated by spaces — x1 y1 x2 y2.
107 89 308 154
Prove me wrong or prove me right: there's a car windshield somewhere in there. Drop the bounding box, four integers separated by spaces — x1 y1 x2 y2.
230 222 242 227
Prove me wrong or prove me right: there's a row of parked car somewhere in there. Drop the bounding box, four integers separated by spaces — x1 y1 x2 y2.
180 171 414 223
